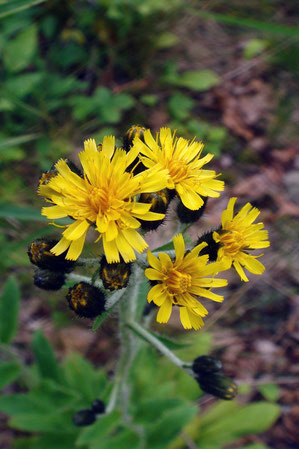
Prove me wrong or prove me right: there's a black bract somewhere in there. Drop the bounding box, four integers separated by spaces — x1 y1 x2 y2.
66 282 106 318
33 268 65 291
28 239 75 272
72 409 96 427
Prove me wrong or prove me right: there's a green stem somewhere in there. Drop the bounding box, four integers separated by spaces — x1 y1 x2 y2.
66 273 103 289
127 321 188 370
106 265 142 420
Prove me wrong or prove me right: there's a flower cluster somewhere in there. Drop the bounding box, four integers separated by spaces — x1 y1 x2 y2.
32 125 270 331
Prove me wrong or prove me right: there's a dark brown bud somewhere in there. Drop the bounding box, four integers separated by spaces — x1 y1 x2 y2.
100 257 131 291
138 189 170 231
177 197 208 224
33 269 65 291
28 239 75 272
66 282 106 318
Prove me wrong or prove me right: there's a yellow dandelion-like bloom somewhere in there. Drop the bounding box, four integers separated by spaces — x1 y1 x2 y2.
213 197 270 282
132 127 224 210
145 234 227 330
39 137 168 263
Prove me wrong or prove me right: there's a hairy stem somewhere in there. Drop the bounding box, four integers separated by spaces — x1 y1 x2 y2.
127 321 188 369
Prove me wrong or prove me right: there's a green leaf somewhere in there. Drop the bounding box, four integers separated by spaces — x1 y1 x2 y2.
175 70 220 91
140 94 158 106
32 330 63 383
4 25 38 72
9 410 74 433
0 0 46 19
146 405 197 449
243 38 268 59
135 398 186 424
90 429 140 449
14 434 77 449
75 410 121 446
4 73 43 98
63 353 107 401
199 402 280 447
0 134 40 150
0 203 48 221
258 383 280 402
0 277 20 344
153 241 174 252
195 10 299 37
155 32 179 49
168 92 194 120
235 444 269 449
0 362 21 389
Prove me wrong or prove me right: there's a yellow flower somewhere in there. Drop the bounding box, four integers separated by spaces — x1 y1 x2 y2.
213 197 270 282
132 127 224 210
39 137 168 263
145 234 227 330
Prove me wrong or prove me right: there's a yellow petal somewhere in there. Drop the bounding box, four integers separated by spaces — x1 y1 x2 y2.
157 298 172 324
103 235 119 263
233 261 249 282
66 232 87 260
145 268 164 281
173 234 185 263
63 220 90 240
221 197 237 227
105 220 118 242
147 250 161 271
102 135 115 159
50 237 70 256
42 206 67 219
148 284 166 306
121 229 148 253
179 307 192 329
115 232 136 262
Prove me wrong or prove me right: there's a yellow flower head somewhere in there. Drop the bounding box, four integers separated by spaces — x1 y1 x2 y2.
132 127 224 210
145 234 227 330
213 197 270 282
39 137 168 263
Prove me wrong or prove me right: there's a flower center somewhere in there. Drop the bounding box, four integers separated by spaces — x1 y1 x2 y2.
167 268 192 294
219 230 246 257
88 187 110 213
167 159 188 183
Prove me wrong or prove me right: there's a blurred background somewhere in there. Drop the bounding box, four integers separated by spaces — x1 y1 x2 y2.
0 1 298 448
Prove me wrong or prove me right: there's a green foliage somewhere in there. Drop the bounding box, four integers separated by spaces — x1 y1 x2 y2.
0 362 21 390
75 410 121 446
0 276 20 344
243 38 269 59
0 0 46 19
32 330 64 383
4 25 38 72
172 70 220 91
258 383 280 402
0 329 281 449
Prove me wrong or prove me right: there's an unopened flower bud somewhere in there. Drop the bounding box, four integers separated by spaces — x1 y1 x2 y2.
139 189 170 231
123 125 146 151
197 373 238 400
195 231 220 262
177 197 208 224
38 160 81 189
28 239 75 272
192 355 222 375
91 399 105 414
72 409 95 427
100 257 131 291
33 268 65 291
66 282 106 318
